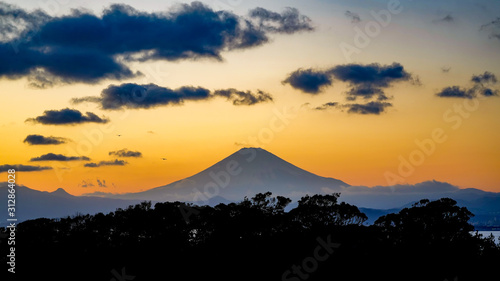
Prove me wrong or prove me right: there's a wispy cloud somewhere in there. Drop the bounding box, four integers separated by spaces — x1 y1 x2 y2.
433 14 454 24
480 17 500 40
0 164 52 172
30 153 90 162
314 102 339 111
344 10 361 23
342 101 392 115
79 178 109 188
84 159 127 168
96 179 107 188
213 89 273 105
109 149 142 158
249 7 314 34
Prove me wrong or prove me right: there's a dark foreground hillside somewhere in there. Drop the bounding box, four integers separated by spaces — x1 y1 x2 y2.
1 192 499 281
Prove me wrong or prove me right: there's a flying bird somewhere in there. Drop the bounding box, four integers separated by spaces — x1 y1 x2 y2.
161 158 167 160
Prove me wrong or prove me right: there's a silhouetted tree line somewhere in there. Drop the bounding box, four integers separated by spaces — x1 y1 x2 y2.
1 193 499 281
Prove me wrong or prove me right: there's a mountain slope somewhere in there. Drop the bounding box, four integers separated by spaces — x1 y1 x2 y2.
5 147 499 227
114 147 349 202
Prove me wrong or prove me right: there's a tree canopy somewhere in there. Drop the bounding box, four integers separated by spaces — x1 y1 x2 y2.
1 193 498 281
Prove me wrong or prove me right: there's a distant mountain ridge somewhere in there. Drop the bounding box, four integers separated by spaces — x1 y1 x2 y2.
1 147 499 226
0 183 140 227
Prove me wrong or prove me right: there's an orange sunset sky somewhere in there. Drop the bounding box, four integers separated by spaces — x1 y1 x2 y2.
1 0 499 195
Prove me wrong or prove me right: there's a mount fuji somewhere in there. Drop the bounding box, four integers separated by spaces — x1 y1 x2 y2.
106 147 349 202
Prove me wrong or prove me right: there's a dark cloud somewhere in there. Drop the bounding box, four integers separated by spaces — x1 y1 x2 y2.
436 86 497 99
282 68 333 94
344 10 361 23
329 63 411 88
213 89 273 105
0 164 52 172
343 101 392 115
30 153 90 162
471 71 497 84
284 63 414 115
344 86 387 101
248 7 313 34
314 102 338 110
480 17 500 40
284 63 413 101
436 72 499 99
84 159 127 168
109 149 142 158
26 108 109 125
72 83 273 109
481 88 499 97
435 86 474 99
23 134 68 145
94 83 210 109
0 2 313 86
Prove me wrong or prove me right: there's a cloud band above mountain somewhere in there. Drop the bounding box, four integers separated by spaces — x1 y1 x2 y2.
0 2 313 87
283 63 413 97
72 83 273 109
285 63 414 115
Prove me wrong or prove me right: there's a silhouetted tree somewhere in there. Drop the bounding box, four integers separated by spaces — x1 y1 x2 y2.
3 194 499 281
374 198 474 246
289 193 367 229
